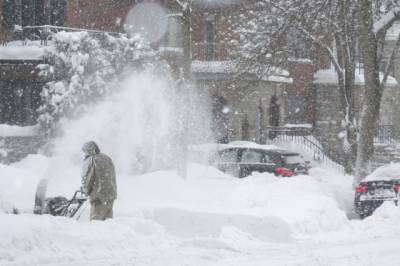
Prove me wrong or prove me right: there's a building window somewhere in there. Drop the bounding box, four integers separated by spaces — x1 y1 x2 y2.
0 81 42 126
205 16 215 60
37 0 67 26
48 0 67 26
286 94 307 124
21 0 36 27
2 0 22 30
166 15 183 48
1 0 66 30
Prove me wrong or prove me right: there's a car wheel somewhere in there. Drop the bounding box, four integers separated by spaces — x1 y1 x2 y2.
354 200 383 218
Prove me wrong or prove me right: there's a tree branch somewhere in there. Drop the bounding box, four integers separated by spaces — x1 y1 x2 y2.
373 6 400 35
381 32 400 89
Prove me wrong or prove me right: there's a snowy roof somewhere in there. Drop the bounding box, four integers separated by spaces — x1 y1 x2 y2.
284 124 313 129
0 41 49 60
314 68 398 87
191 60 293 83
288 58 313 64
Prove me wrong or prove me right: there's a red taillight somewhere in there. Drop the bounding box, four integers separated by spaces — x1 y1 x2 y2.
355 185 368 193
276 167 294 177
393 184 400 192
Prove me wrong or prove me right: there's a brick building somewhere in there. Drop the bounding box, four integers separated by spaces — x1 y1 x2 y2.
0 0 399 165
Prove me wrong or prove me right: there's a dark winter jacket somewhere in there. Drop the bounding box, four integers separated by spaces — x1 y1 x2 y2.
81 141 117 203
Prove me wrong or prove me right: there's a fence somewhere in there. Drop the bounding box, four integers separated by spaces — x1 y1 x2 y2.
374 125 396 145
265 126 345 173
192 42 230 61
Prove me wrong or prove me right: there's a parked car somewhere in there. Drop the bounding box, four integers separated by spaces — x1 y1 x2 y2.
354 163 400 218
215 142 309 178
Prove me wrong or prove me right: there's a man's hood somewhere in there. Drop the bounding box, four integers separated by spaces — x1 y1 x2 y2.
82 141 100 156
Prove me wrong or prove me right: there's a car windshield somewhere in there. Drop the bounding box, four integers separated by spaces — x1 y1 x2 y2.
219 149 238 163
241 150 263 163
284 155 303 164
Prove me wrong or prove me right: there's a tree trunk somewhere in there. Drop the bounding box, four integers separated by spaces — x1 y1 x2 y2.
355 0 382 183
336 0 358 174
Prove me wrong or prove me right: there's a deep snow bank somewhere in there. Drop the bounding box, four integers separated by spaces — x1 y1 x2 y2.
0 161 358 265
0 212 171 265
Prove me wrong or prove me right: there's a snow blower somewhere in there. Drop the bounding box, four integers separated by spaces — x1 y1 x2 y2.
34 178 88 219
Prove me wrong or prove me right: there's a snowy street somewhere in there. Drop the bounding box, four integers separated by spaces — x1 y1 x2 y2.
2 159 400 266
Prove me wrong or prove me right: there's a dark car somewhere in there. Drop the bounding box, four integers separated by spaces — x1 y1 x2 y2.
215 144 309 178
354 163 400 218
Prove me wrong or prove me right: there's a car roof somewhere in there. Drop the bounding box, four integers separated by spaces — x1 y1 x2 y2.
364 163 400 181
221 141 280 150
218 142 299 155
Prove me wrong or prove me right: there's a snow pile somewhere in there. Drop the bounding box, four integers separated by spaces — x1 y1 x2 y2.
369 201 400 220
228 169 352 235
0 44 48 60
0 159 357 264
0 213 171 265
0 124 39 137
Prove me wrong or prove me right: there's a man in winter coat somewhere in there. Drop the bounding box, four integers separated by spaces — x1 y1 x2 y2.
81 141 117 221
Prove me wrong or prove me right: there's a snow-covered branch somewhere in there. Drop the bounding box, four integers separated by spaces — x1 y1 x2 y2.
298 27 344 75
174 0 189 11
373 6 400 34
37 32 157 135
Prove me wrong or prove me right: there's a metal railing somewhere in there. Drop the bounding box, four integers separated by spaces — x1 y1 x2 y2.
192 42 230 61
265 126 345 173
374 124 396 145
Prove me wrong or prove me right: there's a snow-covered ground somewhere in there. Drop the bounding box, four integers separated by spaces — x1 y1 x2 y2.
2 71 400 265
2 158 400 266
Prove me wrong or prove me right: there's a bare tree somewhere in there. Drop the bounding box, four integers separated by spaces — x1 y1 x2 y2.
237 0 400 176
355 0 400 181
236 0 359 173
